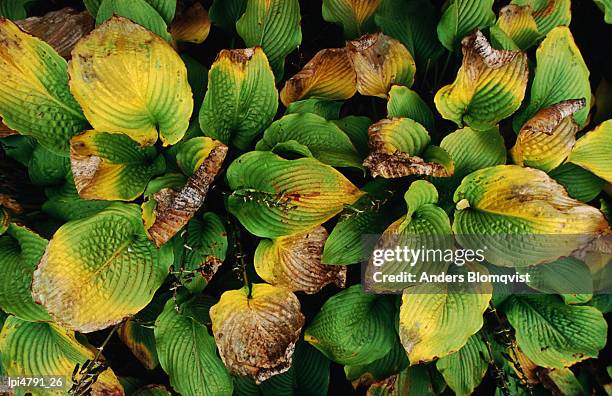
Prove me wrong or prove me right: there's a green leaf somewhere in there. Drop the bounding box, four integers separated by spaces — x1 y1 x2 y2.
0 135 36 166
387 85 435 132
322 0 381 39
255 113 363 169
0 316 123 393
236 0 302 79
503 295 608 368
332 116 372 158
227 151 363 238
42 172 113 221
567 120 612 183
209 0 247 32
367 365 440 395
364 181 453 293
549 163 604 202
179 212 228 293
70 131 166 201
489 24 521 50
0 0 33 20
175 136 225 176
399 264 492 364
285 98 343 120
304 285 397 366
96 0 173 42
436 0 496 50
344 336 409 385
452 165 608 267
155 297 233 396
0 224 51 322
31 203 173 332
83 0 103 15
436 333 490 396
322 180 394 265
199 47 278 150
513 27 591 131
230 341 331 396
541 368 585 396
269 140 314 158
143 0 176 23
0 18 88 155
518 257 593 304
439 126 506 179
590 294 612 314
28 144 70 186
374 0 443 67
182 54 208 111
594 0 612 23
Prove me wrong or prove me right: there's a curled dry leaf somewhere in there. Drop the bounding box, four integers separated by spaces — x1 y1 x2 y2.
435 29 528 130
210 283 305 383
280 48 357 106
254 226 347 294
146 140 227 246
347 33 416 98
511 98 586 172
363 151 449 178
362 118 452 178
170 2 211 44
16 7 94 59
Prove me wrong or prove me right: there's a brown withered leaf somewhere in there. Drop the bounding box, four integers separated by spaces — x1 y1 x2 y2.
347 33 416 98
518 98 586 136
147 142 227 247
513 347 540 384
0 120 16 137
170 2 211 44
210 283 305 383
254 226 347 294
464 29 521 69
280 48 357 106
363 151 450 178
362 117 452 178
0 193 23 215
16 8 94 59
511 98 586 171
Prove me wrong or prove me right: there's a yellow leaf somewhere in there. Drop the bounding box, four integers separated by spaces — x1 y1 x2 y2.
511 98 586 172
170 2 211 44
347 32 415 98
68 16 193 146
254 226 347 294
280 48 356 106
435 29 528 130
568 120 612 183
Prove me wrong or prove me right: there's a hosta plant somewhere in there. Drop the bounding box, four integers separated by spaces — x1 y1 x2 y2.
0 0 610 395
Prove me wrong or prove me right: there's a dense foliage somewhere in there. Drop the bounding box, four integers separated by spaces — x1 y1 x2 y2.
0 0 610 395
